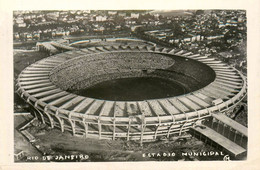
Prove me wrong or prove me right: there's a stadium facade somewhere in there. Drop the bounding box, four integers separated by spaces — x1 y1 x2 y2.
16 44 247 144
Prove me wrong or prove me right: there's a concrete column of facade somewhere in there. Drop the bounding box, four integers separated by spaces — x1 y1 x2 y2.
171 113 176 124
216 119 220 132
82 117 88 138
84 122 89 137
204 135 208 144
179 122 188 136
240 134 244 146
222 124 226 136
228 127 231 139
140 114 146 144
211 117 215 128
43 106 54 128
127 118 132 141
98 118 102 139
112 118 116 140
154 125 160 139
45 111 54 128
140 123 145 146
167 123 174 138
234 130 237 143
28 103 36 118
55 114 64 132
34 102 45 124
68 119 75 135
20 91 26 98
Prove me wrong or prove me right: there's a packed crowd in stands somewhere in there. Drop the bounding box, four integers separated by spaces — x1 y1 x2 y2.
49 51 215 92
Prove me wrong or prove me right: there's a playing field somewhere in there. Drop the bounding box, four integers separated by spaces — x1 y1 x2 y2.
71 77 186 101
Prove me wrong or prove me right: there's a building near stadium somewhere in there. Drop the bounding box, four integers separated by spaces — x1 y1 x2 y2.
16 44 247 146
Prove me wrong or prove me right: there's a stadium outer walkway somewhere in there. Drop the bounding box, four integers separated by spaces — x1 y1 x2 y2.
191 113 247 158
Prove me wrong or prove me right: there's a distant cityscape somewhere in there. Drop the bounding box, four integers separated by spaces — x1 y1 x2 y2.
13 10 247 74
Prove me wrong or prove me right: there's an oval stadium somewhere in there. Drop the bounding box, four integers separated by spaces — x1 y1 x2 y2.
15 44 247 144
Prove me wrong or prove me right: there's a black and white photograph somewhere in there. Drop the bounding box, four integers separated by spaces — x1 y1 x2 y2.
13 9 248 162
1 0 260 169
